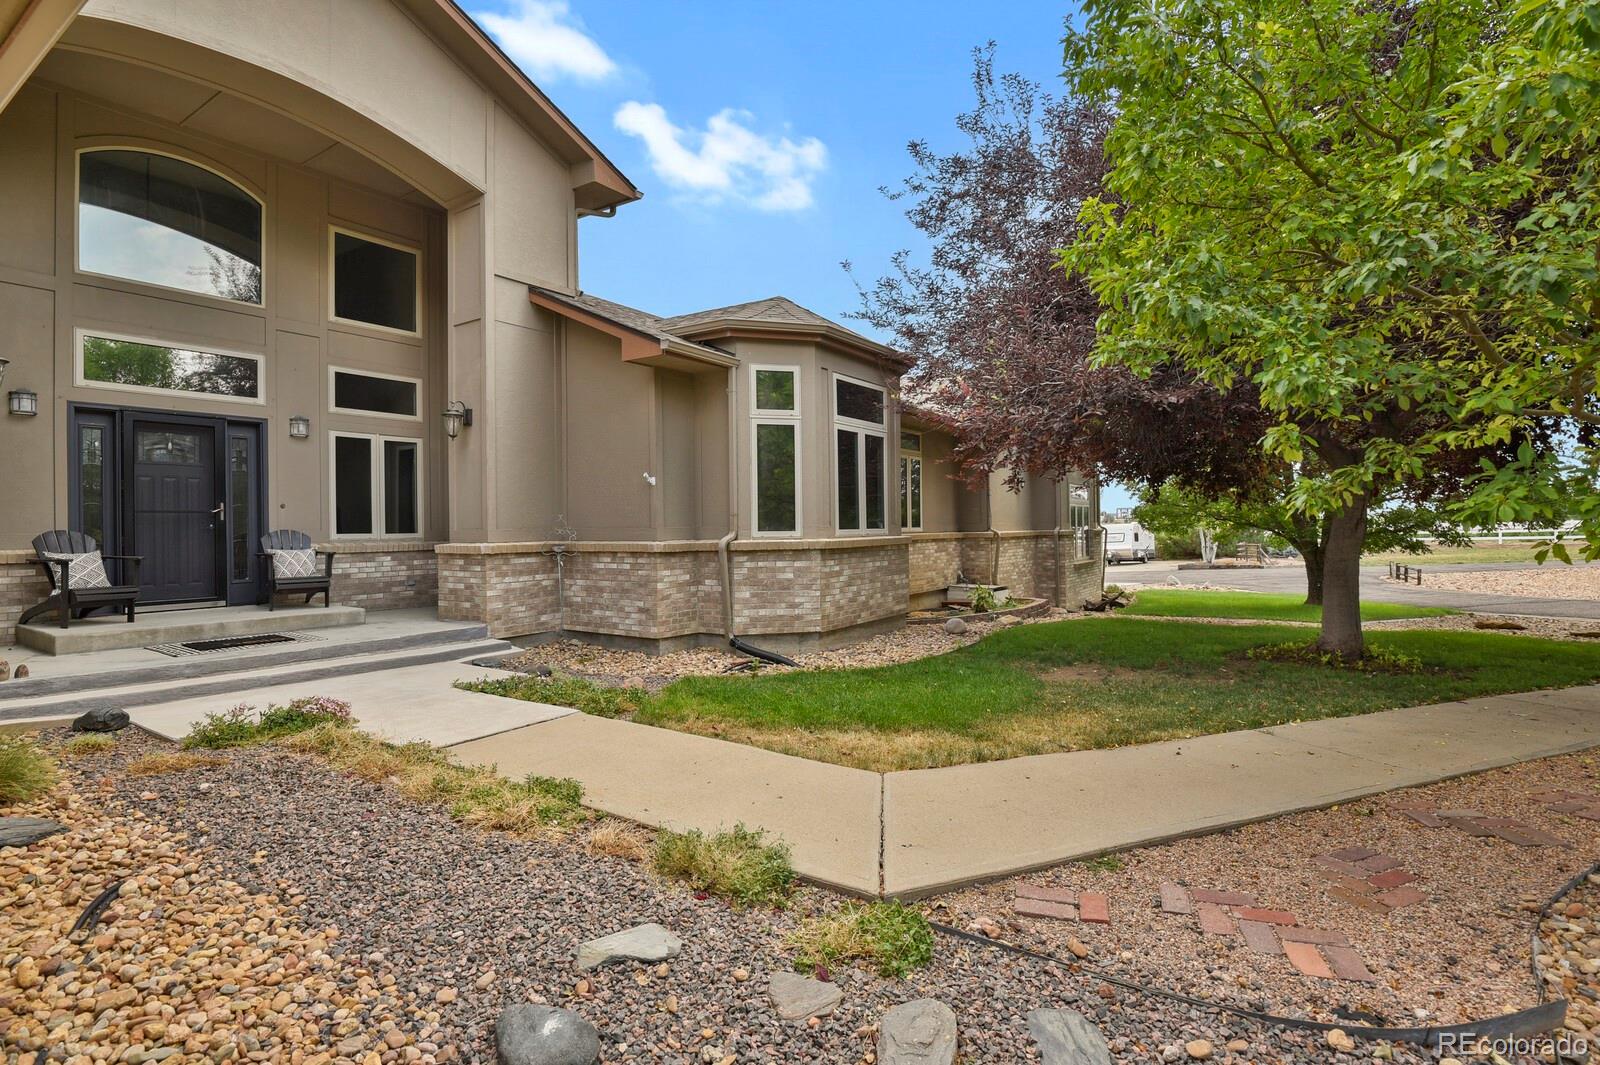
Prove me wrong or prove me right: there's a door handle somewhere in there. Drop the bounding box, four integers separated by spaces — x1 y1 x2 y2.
212 502 226 517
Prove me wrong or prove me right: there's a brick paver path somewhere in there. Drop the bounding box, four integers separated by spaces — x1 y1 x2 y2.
1314 849 1429 914
1160 882 1378 983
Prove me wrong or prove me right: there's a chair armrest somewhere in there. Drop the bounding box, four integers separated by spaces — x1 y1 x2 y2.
31 556 68 592
99 554 143 561
100 554 142 584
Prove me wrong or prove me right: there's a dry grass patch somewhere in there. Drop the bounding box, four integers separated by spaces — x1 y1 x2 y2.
282 724 588 839
585 820 652 862
788 901 934 979
126 752 229 776
61 733 117 758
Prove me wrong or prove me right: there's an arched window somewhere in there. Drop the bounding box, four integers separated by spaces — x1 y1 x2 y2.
77 149 263 304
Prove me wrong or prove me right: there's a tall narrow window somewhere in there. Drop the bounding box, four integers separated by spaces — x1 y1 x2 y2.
79 424 106 544
833 374 887 533
331 433 423 538
331 228 418 333
78 149 262 303
229 436 251 582
750 365 800 535
900 434 923 531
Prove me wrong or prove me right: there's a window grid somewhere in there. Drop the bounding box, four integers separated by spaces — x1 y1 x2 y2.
329 431 424 540
833 373 888 535
750 365 801 537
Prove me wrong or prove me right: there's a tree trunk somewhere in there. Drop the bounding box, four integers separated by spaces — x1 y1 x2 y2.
1317 495 1369 658
1298 543 1325 605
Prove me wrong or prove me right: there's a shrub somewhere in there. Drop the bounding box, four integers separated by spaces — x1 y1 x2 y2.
0 735 57 804
789 901 934 979
1246 640 1425 674
458 675 650 719
183 696 353 748
127 752 228 776
968 586 999 614
61 733 116 758
652 823 795 907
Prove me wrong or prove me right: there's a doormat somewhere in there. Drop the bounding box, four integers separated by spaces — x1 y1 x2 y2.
147 631 326 657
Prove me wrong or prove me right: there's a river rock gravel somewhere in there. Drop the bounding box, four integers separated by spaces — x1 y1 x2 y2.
4 727 1474 1063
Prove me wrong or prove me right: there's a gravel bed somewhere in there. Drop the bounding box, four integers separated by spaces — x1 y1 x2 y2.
1537 869 1600 1042
12 728 1464 1064
1422 566 1600 601
938 750 1600 1032
496 609 1082 690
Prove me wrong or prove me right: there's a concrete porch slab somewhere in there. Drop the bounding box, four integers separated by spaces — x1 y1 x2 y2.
130 659 571 748
449 714 884 896
17 603 366 655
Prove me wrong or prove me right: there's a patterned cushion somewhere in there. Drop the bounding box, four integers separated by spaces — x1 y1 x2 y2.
41 551 111 592
271 548 318 580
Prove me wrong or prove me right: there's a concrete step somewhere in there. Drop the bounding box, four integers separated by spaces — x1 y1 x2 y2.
16 604 367 654
0 638 516 724
1 620 495 701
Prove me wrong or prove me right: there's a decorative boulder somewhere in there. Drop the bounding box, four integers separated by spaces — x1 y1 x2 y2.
495 1005 599 1065
574 923 682 970
943 618 968 635
768 971 843 1021
879 999 957 1065
72 708 130 733
0 818 66 848
1027 1009 1113 1065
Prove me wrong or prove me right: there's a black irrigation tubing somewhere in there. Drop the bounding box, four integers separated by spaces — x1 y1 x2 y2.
928 919 1567 1049
70 877 126 935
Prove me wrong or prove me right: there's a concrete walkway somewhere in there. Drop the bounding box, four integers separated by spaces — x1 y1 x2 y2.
116 659 1600 898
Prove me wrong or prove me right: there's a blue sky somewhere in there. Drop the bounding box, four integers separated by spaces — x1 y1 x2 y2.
468 1 1136 511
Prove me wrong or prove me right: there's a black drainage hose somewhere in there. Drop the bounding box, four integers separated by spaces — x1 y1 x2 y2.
729 636 799 668
928 921 1567 1049
71 878 127 935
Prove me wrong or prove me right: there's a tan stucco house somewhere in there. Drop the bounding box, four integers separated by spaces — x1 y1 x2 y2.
0 0 1103 654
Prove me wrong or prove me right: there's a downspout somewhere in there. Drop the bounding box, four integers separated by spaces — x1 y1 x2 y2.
1053 524 1064 607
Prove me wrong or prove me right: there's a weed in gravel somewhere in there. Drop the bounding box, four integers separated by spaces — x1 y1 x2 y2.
457 674 650 718
789 901 934 979
652 823 795 907
184 696 353 748
586 820 651 861
61 734 116 758
1082 853 1124 873
0 734 56 803
126 752 229 776
284 724 586 838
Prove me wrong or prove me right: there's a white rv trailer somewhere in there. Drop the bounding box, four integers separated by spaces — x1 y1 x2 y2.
1103 522 1155 563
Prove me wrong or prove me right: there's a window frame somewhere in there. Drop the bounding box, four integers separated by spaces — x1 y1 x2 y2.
831 372 889 536
328 224 423 338
748 364 802 538
74 146 266 308
74 327 265 406
327 365 424 421
327 430 425 540
900 454 923 532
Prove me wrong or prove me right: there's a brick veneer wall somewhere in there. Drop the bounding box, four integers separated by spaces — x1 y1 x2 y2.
909 530 1106 608
907 535 964 596
0 552 51 648
321 542 439 611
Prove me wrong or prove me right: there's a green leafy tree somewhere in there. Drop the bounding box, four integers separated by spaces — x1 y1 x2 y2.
1063 0 1589 655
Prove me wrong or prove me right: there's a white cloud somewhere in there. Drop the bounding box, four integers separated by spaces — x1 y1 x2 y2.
613 102 827 211
474 0 616 84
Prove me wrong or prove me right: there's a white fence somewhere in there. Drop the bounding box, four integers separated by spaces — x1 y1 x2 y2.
1423 522 1581 543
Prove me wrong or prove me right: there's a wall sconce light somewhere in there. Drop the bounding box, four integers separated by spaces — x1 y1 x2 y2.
442 400 473 440
288 415 311 439
8 388 37 417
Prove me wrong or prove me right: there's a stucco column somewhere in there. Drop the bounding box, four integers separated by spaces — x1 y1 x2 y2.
446 198 491 542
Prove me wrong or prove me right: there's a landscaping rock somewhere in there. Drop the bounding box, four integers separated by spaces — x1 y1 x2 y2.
1026 1008 1112 1065
0 817 66 848
495 1004 600 1065
72 707 130 733
944 617 968 635
879 999 957 1065
574 923 682 970
1185 1039 1213 1060
768 971 842 1021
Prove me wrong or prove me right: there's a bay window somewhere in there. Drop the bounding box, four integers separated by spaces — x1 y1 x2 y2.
833 374 887 533
751 366 801 535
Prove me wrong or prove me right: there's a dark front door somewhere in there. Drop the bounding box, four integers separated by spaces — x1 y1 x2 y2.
129 419 222 603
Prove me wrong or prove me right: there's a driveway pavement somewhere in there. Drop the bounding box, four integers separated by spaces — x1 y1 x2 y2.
1119 559 1600 620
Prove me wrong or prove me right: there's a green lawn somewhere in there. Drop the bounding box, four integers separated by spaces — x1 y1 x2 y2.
1363 542 1591 566
1122 588 1454 623
634 618 1600 771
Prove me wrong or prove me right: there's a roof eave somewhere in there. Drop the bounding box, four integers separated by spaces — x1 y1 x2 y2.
671 319 913 372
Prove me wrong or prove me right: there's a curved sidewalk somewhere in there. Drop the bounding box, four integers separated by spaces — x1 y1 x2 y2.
451 683 1600 898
